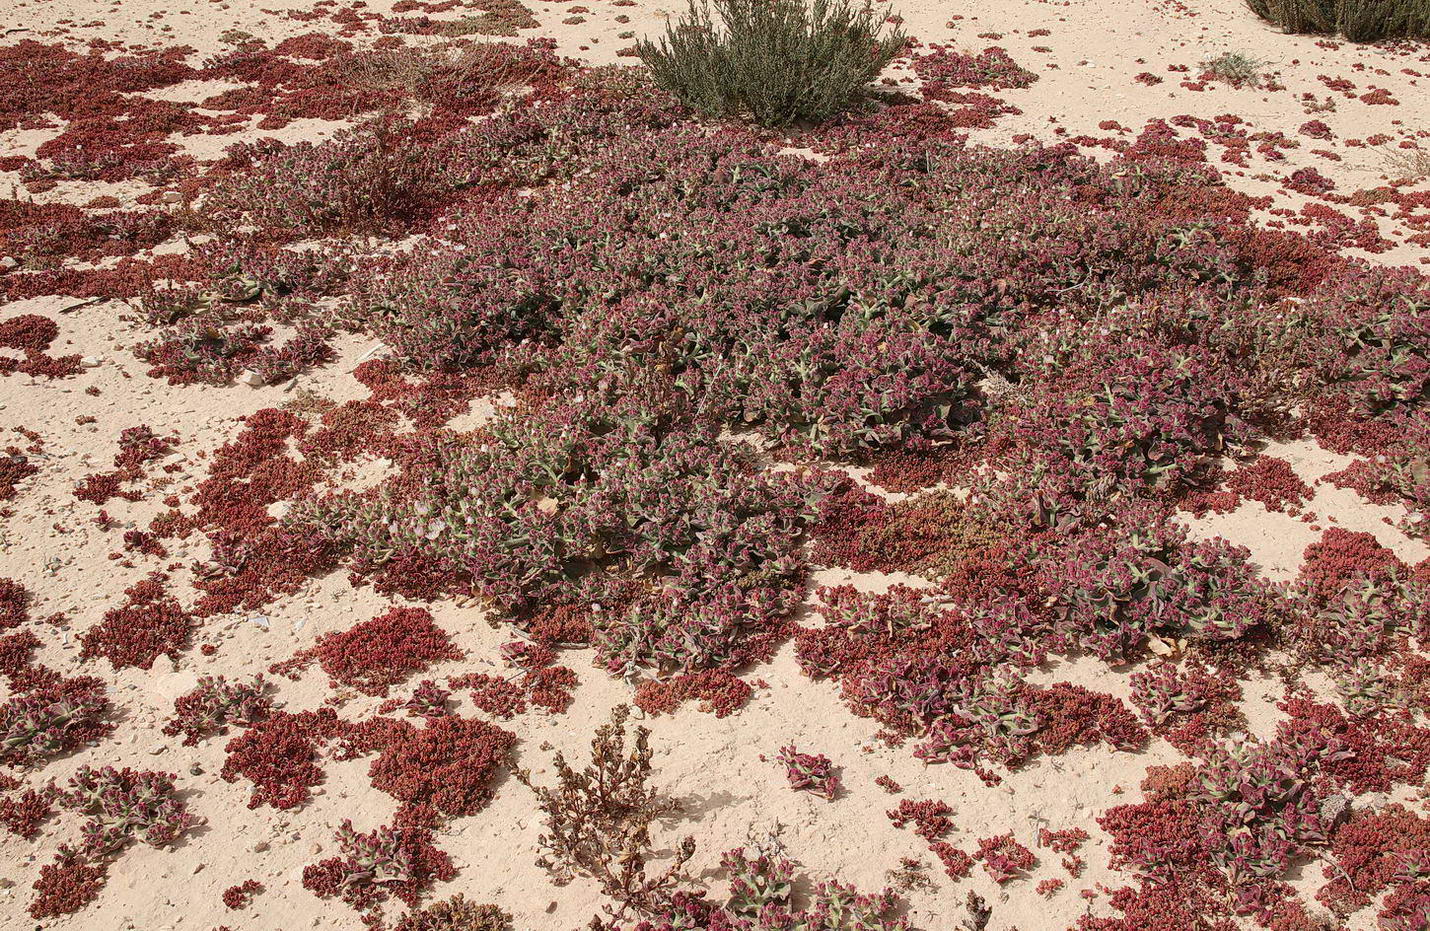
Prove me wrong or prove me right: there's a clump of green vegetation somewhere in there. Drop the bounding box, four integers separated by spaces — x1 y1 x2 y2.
1200 51 1268 86
637 0 905 128
1246 0 1430 42
438 0 538 36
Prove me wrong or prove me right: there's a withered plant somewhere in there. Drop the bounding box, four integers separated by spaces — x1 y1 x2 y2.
516 704 694 918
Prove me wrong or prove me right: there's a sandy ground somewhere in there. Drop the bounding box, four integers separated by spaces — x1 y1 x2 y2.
1 1 1428 929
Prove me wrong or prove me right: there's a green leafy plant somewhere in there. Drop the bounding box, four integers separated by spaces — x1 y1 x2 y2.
1200 51 1268 87
637 0 904 127
1246 0 1430 41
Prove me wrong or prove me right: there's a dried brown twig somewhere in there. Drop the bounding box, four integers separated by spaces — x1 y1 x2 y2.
516 705 695 920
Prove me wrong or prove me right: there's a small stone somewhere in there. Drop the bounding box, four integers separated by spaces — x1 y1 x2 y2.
160 191 183 204
235 369 267 387
251 841 270 853
0 256 16 270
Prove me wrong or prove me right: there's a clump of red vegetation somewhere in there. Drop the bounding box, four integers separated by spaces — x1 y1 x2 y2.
0 40 200 183
79 575 190 670
973 833 1036 883
162 675 273 745
1226 456 1314 513
302 818 456 914
1030 683 1149 755
0 675 113 767
222 879 263 910
1297 527 1401 602
220 708 347 810
446 640 580 718
0 447 39 504
0 314 81 379
810 482 998 578
776 745 841 800
1129 661 1245 753
886 799 954 841
0 783 57 838
366 715 516 818
179 408 336 615
309 606 463 697
73 425 176 505
29 846 107 919
914 45 1038 92
794 584 1146 782
453 672 528 719
1315 803 1430 917
633 668 752 718
1038 826 1089 854
0 578 30 629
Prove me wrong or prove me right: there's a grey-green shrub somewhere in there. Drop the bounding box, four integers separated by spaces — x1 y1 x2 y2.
637 0 905 128
1246 0 1430 41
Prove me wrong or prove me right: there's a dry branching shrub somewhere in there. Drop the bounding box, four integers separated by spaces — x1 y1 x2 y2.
339 43 527 115
638 0 904 127
393 894 514 931
1383 145 1430 181
516 705 694 918
1199 51 1268 87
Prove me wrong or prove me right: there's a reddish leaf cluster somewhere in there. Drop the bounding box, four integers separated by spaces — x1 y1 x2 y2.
795 584 1146 780
810 482 999 579
1030 683 1149 756
0 675 112 767
162 675 273 746
310 606 462 697
886 799 954 841
0 313 81 379
1225 456 1313 513
633 669 753 718
1038 827 1089 855
220 708 348 810
302 819 456 913
452 672 528 719
79 575 191 671
29 846 107 919
0 783 57 838
776 745 841 801
0 578 29 629
366 715 516 817
1129 662 1245 753
73 425 175 505
222 879 263 910
973 833 1036 883
179 408 336 615
913 45 1038 92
